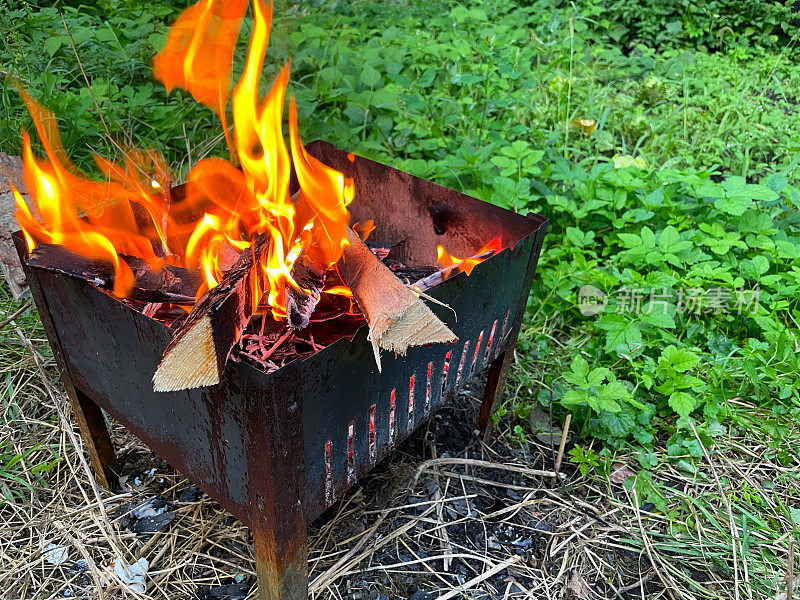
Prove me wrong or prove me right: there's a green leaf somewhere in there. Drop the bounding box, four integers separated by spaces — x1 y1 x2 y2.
715 177 778 215
618 232 644 248
602 380 631 401
721 176 748 196
449 5 471 22
562 389 590 408
640 226 656 248
148 32 168 51
96 26 120 46
640 301 676 329
669 391 696 417
596 380 630 412
776 241 800 259
490 156 516 176
599 317 643 354
752 255 769 276
587 367 610 387
564 356 590 386
417 67 436 88
360 65 382 88
44 35 65 57
599 405 637 437
714 194 751 216
567 227 594 248
658 225 680 250
660 345 700 372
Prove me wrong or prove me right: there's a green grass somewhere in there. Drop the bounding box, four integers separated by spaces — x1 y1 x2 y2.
1 1 799 596
0 285 59 506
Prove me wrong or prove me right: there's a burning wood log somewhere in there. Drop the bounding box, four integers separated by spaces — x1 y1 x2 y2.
153 236 267 392
27 242 201 304
284 252 325 330
154 224 460 389
337 228 457 370
409 248 497 292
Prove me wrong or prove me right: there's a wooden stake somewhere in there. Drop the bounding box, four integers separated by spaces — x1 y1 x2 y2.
554 413 572 479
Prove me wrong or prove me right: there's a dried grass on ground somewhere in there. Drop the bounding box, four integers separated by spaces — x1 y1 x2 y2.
0 293 798 600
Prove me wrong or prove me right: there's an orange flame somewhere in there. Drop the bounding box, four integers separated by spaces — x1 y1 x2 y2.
13 89 172 297
15 0 353 322
352 219 375 242
153 0 247 159
436 237 502 278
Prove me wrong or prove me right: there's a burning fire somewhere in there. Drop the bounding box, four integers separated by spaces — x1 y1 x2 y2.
437 237 502 278
13 0 353 320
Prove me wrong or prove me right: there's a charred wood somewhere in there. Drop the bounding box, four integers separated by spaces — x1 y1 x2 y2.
27 242 201 304
284 252 325 330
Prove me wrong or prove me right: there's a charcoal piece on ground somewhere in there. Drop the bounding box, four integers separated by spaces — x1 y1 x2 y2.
178 485 202 503
115 495 172 532
114 501 137 529
70 559 89 573
130 511 176 535
132 495 168 518
195 583 251 600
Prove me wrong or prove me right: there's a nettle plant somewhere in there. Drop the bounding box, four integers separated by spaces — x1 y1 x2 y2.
524 160 800 452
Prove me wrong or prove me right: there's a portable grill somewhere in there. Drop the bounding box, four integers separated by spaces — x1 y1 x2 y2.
14 142 548 600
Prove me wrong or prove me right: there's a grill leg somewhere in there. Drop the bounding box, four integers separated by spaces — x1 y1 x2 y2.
65 381 118 490
253 533 308 600
245 381 308 600
477 347 513 434
15 237 119 489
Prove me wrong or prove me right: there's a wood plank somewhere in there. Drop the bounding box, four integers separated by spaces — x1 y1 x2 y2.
153 236 266 391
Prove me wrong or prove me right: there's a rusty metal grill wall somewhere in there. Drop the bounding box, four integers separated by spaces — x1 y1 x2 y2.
300 229 543 517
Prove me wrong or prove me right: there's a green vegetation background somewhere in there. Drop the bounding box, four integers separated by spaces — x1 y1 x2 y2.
1 0 799 562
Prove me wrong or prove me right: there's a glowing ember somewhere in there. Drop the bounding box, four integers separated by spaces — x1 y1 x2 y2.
13 0 353 321
436 237 502 279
